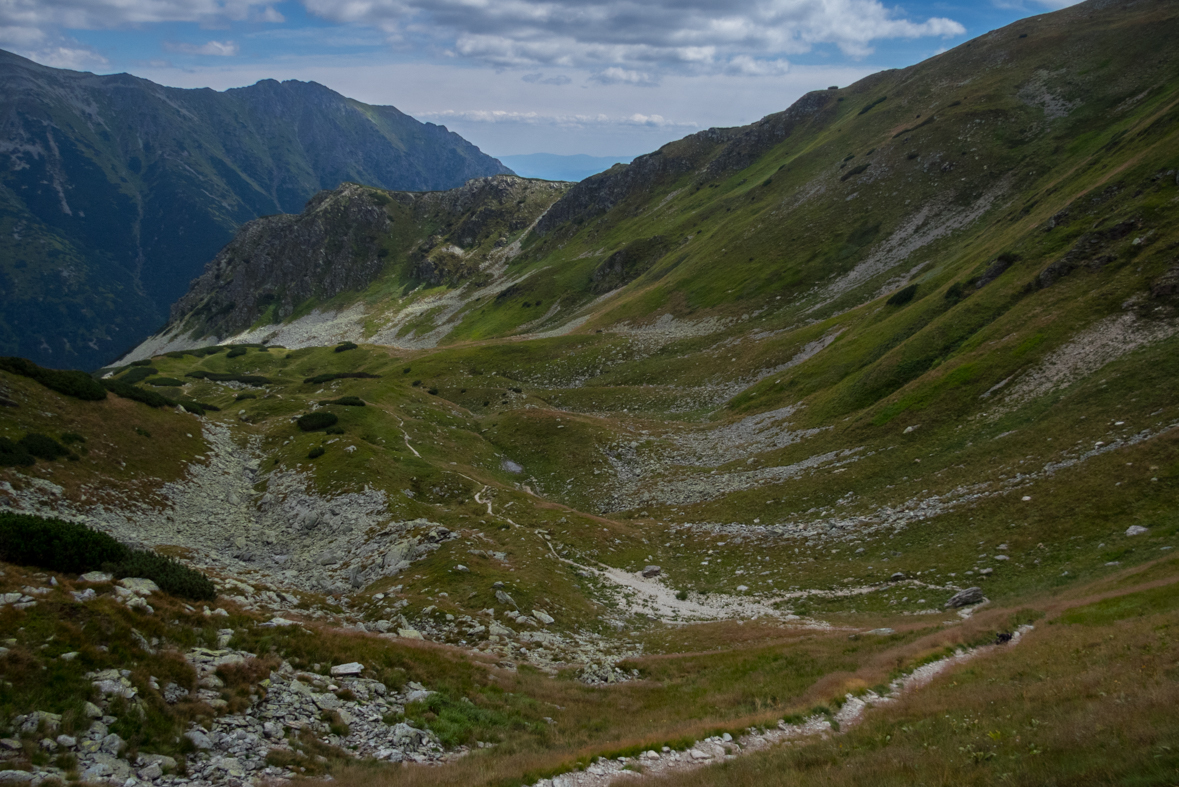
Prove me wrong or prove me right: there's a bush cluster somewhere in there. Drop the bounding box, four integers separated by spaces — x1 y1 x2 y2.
0 513 216 600
887 284 919 306
296 412 338 431
102 379 174 408
130 359 154 367
19 433 72 461
185 371 271 385
119 366 158 384
0 438 34 467
308 446 325 459
320 396 365 407
302 372 379 385
334 342 359 353
145 377 185 387
113 549 217 601
226 347 248 358
0 357 107 401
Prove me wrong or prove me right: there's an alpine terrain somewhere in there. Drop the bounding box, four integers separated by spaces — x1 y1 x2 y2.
1 1 1178 786
0 51 511 371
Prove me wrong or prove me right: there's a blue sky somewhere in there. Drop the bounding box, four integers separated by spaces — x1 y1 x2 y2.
2 0 1080 157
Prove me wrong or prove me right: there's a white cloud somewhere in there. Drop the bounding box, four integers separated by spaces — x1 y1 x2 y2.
522 72 572 85
0 0 281 52
24 44 109 69
164 40 241 56
417 108 696 129
589 67 658 86
302 0 966 74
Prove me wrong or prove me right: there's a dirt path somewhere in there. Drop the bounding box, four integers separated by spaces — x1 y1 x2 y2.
530 626 1034 787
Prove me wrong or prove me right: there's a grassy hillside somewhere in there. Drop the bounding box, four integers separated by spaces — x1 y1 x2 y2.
1 0 1178 785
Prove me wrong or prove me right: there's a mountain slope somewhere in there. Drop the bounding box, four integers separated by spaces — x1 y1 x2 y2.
0 51 511 370
2 2 1179 786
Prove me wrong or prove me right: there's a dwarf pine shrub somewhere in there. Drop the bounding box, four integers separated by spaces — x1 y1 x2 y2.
0 357 107 401
296 412 338 431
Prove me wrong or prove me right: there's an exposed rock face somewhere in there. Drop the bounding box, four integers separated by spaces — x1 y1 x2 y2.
161 176 565 341
0 49 510 370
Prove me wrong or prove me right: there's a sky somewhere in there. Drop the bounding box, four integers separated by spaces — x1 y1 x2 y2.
1 0 1082 158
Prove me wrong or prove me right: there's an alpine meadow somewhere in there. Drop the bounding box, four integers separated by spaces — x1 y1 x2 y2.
1 1 1178 786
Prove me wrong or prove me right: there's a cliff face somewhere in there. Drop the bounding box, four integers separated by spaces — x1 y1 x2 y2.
167 177 568 340
0 52 511 370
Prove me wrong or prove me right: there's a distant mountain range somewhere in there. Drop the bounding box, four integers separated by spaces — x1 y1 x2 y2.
0 50 511 370
498 153 635 182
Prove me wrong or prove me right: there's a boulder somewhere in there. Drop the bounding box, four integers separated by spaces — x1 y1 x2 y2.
944 587 985 609
119 577 160 595
330 662 364 677
1125 525 1149 536
532 609 555 625
641 565 661 578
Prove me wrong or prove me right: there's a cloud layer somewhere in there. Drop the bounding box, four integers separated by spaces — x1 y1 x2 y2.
303 0 965 80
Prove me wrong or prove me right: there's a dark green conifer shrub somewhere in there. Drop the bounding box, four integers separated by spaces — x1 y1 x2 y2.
19 433 70 461
102 379 175 408
0 438 34 467
308 446 325 459
0 357 107 401
334 342 359 352
0 513 217 600
302 372 379 384
321 396 365 407
887 284 919 306
296 412 338 431
119 366 158 384
145 377 185 387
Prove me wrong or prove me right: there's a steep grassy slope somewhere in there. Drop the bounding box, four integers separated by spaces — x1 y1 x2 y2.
1 0 1178 784
0 51 511 370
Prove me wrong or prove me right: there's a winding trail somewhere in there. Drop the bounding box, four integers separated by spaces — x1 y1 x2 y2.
533 625 1035 787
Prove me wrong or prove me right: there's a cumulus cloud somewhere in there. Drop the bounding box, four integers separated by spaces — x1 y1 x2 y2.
418 108 696 129
0 0 281 52
522 72 572 85
302 0 966 74
164 40 240 56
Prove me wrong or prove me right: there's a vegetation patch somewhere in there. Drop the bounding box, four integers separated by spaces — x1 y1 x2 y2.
0 357 106 401
296 412 339 431
321 396 365 407
302 372 380 384
185 371 272 385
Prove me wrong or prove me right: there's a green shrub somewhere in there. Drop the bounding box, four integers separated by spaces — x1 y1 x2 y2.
102 379 175 408
145 377 185 387
334 342 359 353
185 371 271 385
325 427 345 435
887 284 919 306
119 366 158 384
302 372 380 385
321 396 365 407
0 437 34 467
0 357 107 401
226 347 247 358
113 549 216 602
0 513 127 574
177 400 221 415
234 393 257 401
130 359 153 367
19 433 70 461
60 432 86 445
308 446 325 459
296 412 339 431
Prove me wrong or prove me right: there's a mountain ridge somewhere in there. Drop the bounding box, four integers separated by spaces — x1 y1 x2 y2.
0 50 511 370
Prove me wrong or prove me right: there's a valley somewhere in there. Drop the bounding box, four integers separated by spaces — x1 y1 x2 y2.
1 0 1179 785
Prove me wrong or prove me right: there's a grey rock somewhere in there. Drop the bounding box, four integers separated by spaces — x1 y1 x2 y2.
330 662 364 677
944 587 986 609
495 590 517 608
641 565 661 578
888 572 905 582
184 729 214 750
0 771 34 783
1125 525 1149 536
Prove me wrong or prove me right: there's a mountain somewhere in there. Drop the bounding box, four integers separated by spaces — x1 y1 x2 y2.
0 51 512 372
497 153 636 182
2 2 1179 786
